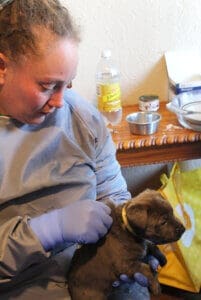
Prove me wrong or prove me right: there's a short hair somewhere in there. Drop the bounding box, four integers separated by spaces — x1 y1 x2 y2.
0 0 80 60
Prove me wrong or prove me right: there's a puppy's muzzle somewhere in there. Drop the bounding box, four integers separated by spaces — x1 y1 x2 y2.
175 222 185 238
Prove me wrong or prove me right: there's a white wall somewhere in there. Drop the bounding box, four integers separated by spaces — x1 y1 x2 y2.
62 0 201 106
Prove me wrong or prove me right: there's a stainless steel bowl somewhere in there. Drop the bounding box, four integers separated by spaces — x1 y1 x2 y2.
126 111 161 135
181 101 201 125
166 91 201 131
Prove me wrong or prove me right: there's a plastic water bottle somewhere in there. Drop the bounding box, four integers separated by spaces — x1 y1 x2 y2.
96 49 122 125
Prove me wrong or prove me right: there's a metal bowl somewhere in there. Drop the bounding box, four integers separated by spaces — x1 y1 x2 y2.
166 91 201 131
181 101 201 125
126 111 161 135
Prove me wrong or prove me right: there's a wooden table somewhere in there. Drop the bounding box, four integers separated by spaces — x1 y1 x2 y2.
110 102 201 167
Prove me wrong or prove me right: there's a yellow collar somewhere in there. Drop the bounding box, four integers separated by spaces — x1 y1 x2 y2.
122 205 135 235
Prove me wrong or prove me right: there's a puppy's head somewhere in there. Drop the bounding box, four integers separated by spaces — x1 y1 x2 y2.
125 189 185 244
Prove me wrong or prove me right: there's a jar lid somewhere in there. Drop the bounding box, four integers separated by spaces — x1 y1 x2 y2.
139 95 159 102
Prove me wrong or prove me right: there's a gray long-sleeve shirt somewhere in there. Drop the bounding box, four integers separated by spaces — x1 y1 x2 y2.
0 89 130 299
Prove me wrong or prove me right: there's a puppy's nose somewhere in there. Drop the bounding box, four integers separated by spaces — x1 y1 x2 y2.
176 223 185 237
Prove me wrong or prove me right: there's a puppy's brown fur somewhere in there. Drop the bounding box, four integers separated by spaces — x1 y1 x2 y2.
67 189 185 300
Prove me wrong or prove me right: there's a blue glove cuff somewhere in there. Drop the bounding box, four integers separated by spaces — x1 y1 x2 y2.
29 209 63 251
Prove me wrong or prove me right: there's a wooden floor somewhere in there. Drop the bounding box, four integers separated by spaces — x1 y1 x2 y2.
151 285 201 300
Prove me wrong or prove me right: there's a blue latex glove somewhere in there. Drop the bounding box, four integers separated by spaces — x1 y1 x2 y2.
112 255 160 288
29 200 112 251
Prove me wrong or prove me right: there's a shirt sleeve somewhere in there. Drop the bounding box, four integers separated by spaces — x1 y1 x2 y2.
0 216 49 283
95 120 131 205
64 88 131 205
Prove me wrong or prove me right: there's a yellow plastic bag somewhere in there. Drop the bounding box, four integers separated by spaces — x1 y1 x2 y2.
158 163 201 292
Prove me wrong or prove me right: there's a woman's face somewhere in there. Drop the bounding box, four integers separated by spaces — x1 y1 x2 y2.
0 35 79 124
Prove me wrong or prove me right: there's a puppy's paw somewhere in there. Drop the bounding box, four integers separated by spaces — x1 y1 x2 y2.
157 251 167 267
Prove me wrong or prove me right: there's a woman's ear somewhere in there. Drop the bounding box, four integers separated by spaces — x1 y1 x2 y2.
0 53 8 85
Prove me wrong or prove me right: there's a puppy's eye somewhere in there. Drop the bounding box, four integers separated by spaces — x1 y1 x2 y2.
160 219 168 226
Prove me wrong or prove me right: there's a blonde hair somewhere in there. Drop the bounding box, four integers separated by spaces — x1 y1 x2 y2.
0 0 80 60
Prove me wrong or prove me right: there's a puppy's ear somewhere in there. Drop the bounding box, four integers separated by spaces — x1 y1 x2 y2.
126 203 148 234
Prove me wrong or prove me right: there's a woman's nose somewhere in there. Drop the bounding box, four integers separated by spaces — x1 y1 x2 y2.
48 91 64 108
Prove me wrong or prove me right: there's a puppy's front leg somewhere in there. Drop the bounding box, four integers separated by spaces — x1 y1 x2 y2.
121 260 161 295
137 262 161 296
147 243 167 267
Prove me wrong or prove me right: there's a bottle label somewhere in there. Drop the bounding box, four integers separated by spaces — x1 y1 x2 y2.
97 83 121 112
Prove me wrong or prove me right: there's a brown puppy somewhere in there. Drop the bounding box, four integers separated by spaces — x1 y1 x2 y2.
67 189 185 300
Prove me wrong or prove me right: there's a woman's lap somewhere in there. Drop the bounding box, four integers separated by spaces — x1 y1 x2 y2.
108 282 150 300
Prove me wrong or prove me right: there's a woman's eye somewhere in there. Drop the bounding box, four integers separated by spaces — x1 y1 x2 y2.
40 83 57 91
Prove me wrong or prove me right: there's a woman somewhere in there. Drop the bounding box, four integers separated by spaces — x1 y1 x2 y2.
0 0 156 298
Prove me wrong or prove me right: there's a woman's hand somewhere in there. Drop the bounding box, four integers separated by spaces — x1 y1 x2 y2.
112 255 161 288
29 200 113 251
